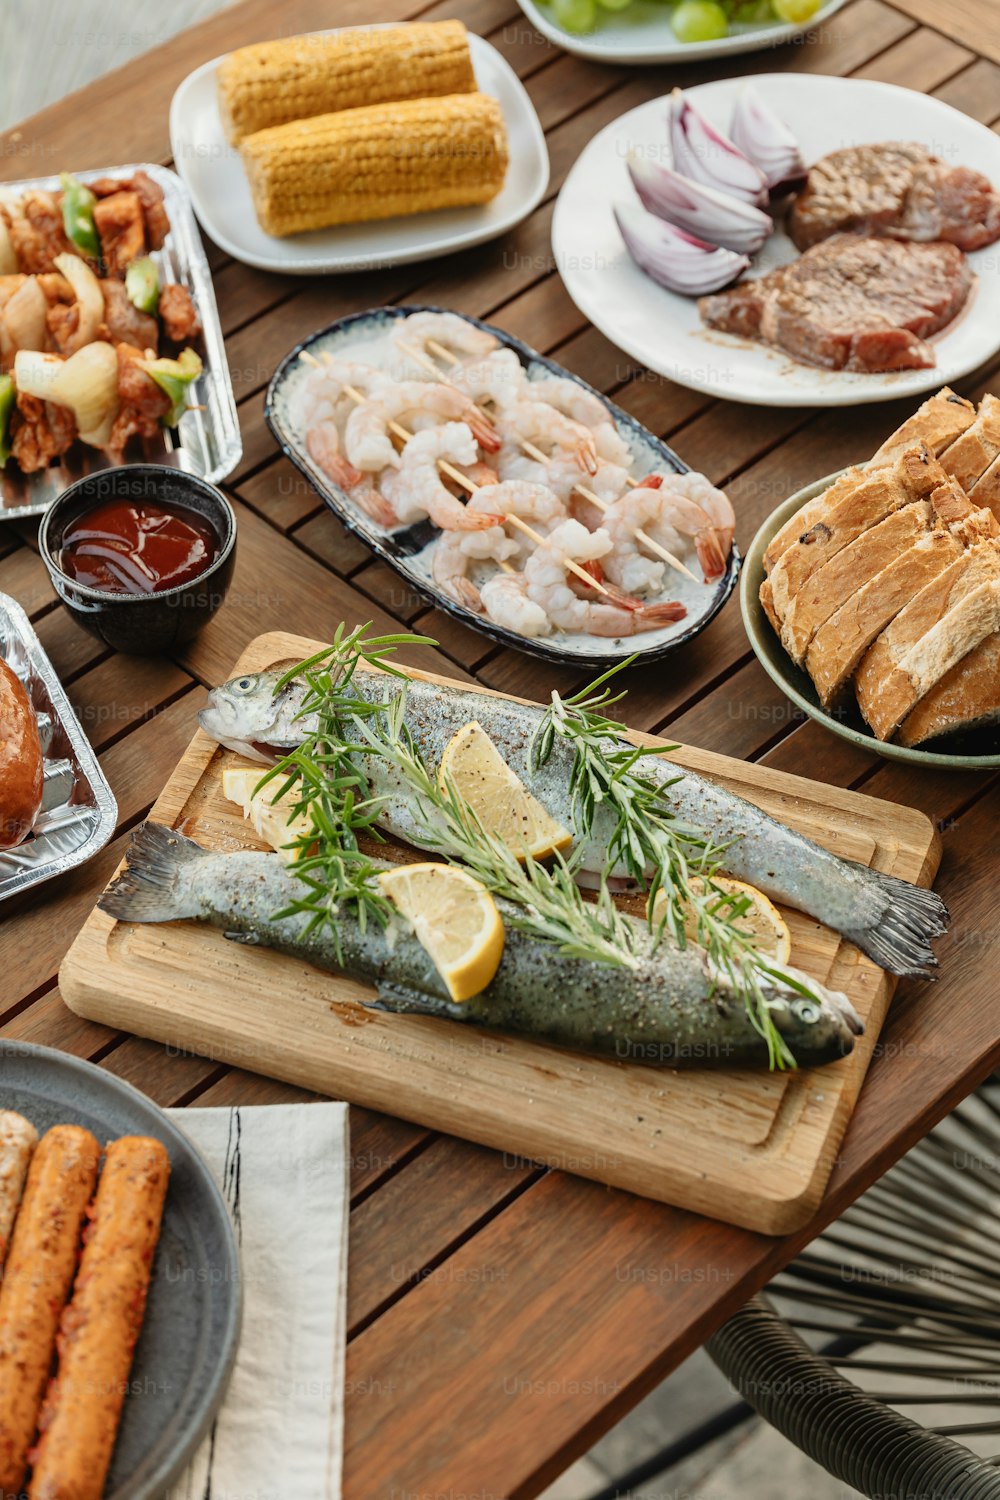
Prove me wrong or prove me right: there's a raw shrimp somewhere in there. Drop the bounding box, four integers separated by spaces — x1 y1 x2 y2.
656 471 736 580
494 399 599 474
527 375 632 467
480 572 551 638
431 527 519 610
452 348 527 410
524 520 686 637
306 424 398 528
568 460 631 529
465 479 568 563
600 485 672 595
379 423 503 531
344 381 498 472
390 311 498 373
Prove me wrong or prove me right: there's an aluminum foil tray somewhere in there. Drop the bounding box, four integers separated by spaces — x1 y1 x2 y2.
0 163 241 520
0 593 117 900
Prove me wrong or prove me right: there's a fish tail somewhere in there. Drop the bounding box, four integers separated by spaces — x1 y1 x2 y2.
847 869 949 978
99 822 208 924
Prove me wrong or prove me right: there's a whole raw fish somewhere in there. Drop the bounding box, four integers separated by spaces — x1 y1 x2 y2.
100 823 862 1069
198 664 948 979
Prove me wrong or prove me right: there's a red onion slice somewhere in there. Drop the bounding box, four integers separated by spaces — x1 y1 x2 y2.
729 84 806 190
627 152 773 256
668 88 768 207
614 203 750 296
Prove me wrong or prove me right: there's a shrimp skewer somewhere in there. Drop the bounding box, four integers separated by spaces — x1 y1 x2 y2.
344 380 499 472
405 338 700 584
523 520 686 637
305 421 398 528
380 424 505 532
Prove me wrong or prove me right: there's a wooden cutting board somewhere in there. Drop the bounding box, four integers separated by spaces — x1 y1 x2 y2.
61 631 943 1235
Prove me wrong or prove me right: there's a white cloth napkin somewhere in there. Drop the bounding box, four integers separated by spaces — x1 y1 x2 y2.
164 1102 350 1500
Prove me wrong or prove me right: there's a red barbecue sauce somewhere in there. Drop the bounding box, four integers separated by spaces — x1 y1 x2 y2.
58 499 219 594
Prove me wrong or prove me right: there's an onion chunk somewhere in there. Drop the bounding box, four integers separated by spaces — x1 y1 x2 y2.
615 202 750 295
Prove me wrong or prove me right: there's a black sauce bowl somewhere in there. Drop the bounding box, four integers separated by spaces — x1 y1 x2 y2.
39 466 236 655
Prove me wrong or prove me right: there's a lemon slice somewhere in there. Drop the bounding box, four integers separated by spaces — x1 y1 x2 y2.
654 876 791 964
438 721 572 862
221 767 315 865
377 862 504 1002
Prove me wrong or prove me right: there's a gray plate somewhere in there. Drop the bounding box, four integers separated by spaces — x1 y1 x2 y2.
265 304 740 670
0 592 117 900
0 164 241 519
0 1041 242 1500
742 474 1000 768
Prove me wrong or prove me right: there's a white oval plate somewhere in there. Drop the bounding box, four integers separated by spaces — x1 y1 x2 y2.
516 0 846 65
169 28 549 274
552 74 1000 407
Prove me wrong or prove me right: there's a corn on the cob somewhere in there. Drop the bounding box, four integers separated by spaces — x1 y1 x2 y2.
217 21 476 144
240 93 509 237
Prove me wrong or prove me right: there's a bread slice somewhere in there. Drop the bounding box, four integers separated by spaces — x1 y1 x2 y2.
940 393 1000 490
778 500 934 666
805 482 995 709
969 453 1000 521
766 447 945 623
856 538 1000 741
897 633 1000 746
869 386 976 467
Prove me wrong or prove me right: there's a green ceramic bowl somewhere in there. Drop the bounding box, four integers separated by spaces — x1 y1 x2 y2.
741 473 1000 769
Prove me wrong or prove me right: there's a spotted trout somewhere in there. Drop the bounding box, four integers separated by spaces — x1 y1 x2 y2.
198 664 948 979
100 823 862 1068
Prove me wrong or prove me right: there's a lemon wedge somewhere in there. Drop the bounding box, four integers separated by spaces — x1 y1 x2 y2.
654 876 791 964
221 766 315 865
438 720 572 862
377 862 504 1002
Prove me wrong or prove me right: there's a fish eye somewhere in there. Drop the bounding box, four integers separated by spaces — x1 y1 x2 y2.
233 676 257 694
793 999 821 1025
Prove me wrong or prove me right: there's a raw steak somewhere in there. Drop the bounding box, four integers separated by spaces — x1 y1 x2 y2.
788 142 1000 252
698 236 972 373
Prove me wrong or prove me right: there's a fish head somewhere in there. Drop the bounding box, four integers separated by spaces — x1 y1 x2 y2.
198 661 306 762
767 970 864 1067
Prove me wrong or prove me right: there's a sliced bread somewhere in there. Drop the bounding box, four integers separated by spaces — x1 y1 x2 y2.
869 387 976 467
856 541 1000 741
778 500 934 666
940 393 1000 490
766 446 945 623
969 453 1000 521
897 633 1000 746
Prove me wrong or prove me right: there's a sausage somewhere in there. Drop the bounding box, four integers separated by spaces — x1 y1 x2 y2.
0 655 43 849
0 1125 100 1497
28 1135 170 1500
0 1110 38 1267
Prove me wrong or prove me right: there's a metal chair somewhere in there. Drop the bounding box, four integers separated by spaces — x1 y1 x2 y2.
708 1075 1000 1500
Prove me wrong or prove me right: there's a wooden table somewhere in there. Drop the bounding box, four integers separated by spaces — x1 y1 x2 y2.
2 2 999 1495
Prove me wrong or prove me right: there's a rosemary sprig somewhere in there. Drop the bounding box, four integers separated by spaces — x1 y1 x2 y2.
531 659 808 1070
251 622 435 961
349 690 639 969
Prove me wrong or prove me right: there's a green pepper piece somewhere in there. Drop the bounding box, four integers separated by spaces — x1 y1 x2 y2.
0 375 14 467
59 173 100 260
140 348 203 427
125 256 160 315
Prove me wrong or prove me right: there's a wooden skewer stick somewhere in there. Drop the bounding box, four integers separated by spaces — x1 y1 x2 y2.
410 339 699 585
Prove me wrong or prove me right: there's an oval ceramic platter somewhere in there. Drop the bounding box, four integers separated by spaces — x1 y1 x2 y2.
743 476 1000 768
515 0 846 66
3 1043 242 1500
265 305 740 670
553 74 1000 407
169 29 548 275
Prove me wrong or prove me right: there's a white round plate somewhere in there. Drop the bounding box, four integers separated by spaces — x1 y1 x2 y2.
168 28 549 274
552 74 1000 407
516 0 846 64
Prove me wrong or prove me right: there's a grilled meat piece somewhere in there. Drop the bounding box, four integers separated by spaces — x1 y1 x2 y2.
789 142 1000 252
93 190 145 276
9 392 76 472
158 282 201 343
4 192 75 273
89 171 170 250
100 278 158 351
698 236 972 373
106 341 169 457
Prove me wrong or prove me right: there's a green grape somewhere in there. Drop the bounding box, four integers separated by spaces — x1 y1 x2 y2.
553 0 598 29
732 0 772 19
596 0 633 13
771 0 822 20
672 0 730 41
